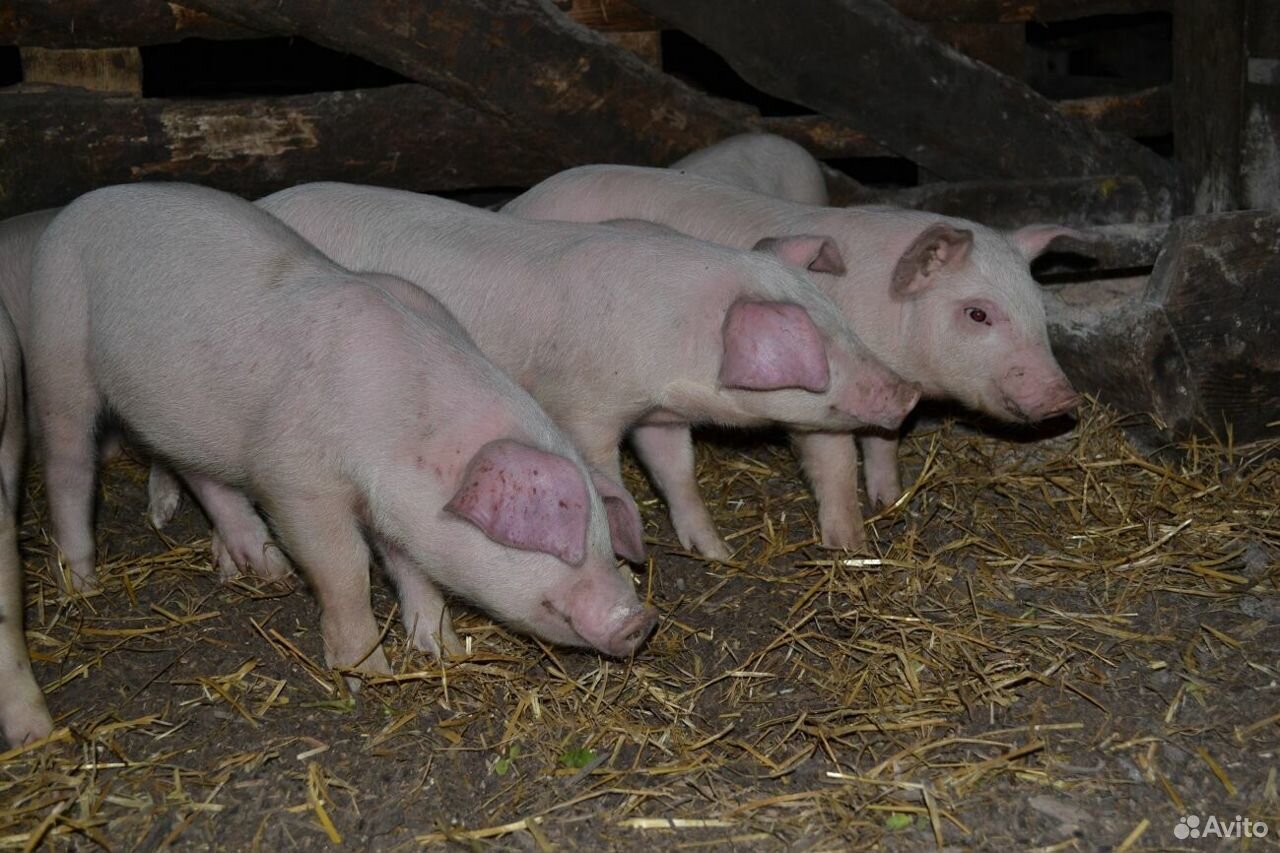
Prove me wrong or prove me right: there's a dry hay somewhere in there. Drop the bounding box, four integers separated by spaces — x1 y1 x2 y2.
1 399 1277 851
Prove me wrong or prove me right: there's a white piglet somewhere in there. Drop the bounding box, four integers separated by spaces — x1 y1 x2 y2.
240 183 919 560
504 159 1082 550
29 184 657 689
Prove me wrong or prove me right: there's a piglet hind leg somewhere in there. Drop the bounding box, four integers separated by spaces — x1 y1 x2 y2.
267 494 389 686
630 424 731 560
179 473 292 582
859 434 905 508
0 409 53 746
37 399 101 592
377 540 462 659
791 431 866 551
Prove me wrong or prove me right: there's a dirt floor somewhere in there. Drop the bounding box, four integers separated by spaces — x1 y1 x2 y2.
2 401 1278 852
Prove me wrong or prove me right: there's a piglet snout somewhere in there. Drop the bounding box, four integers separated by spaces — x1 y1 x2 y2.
1038 386 1081 418
601 606 659 657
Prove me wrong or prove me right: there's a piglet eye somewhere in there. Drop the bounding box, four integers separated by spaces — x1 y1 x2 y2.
965 307 988 324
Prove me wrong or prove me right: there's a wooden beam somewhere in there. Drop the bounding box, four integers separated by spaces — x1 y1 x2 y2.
877 174 1170 228
1046 210 1280 448
886 0 1170 23
627 0 1176 196
1172 0 1247 213
19 46 142 94
924 21 1024 78
1055 85 1170 138
557 0 662 31
0 85 569 219
0 1 257 46
175 0 812 180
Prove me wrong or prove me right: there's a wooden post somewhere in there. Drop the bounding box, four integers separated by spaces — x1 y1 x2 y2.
1046 210 1280 448
1242 0 1280 210
1172 0 1248 213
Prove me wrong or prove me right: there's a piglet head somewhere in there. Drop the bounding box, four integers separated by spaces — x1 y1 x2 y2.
444 439 656 657
885 220 1079 423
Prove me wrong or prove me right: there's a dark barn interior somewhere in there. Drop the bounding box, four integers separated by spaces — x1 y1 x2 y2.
1 2 1278 851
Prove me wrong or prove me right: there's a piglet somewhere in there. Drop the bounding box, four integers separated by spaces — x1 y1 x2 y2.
245 183 918 559
504 159 1082 550
29 183 656 686
672 133 829 206
0 299 52 748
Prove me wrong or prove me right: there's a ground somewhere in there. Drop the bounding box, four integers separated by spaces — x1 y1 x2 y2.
2 401 1277 852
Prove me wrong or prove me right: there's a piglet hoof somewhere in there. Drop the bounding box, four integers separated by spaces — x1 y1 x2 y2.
865 480 905 510
0 702 54 749
146 466 183 530
336 645 392 694
58 558 101 595
819 522 866 553
680 529 732 561
409 612 464 660
211 531 294 584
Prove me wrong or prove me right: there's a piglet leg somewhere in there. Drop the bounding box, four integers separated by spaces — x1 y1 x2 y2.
859 434 904 508
38 397 100 592
791 430 865 551
179 473 292 582
0 401 53 746
631 424 731 560
266 493 389 683
378 540 462 659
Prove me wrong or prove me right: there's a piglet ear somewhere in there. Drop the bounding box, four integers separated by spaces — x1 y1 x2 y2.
753 235 847 276
719 300 831 393
445 439 588 565
589 471 647 563
891 222 973 299
1007 224 1097 261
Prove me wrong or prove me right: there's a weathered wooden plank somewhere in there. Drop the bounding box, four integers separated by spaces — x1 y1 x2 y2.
178 0 844 186
1055 85 1170 138
0 85 568 218
1248 0 1280 57
1046 210 1280 447
924 21 1024 77
887 0 1170 23
0 1 257 46
1172 0 1247 213
557 0 662 31
19 46 142 93
1242 82 1280 210
628 0 1176 197
603 31 661 67
879 174 1170 228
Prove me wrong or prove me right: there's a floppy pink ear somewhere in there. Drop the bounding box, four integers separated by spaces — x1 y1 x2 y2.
719 300 831 393
753 235 847 275
445 440 589 565
1007 224 1096 260
890 223 974 299
589 472 647 563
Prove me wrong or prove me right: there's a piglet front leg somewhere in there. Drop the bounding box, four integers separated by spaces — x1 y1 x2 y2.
859 433 904 508
630 424 731 560
378 540 462 659
791 431 865 551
